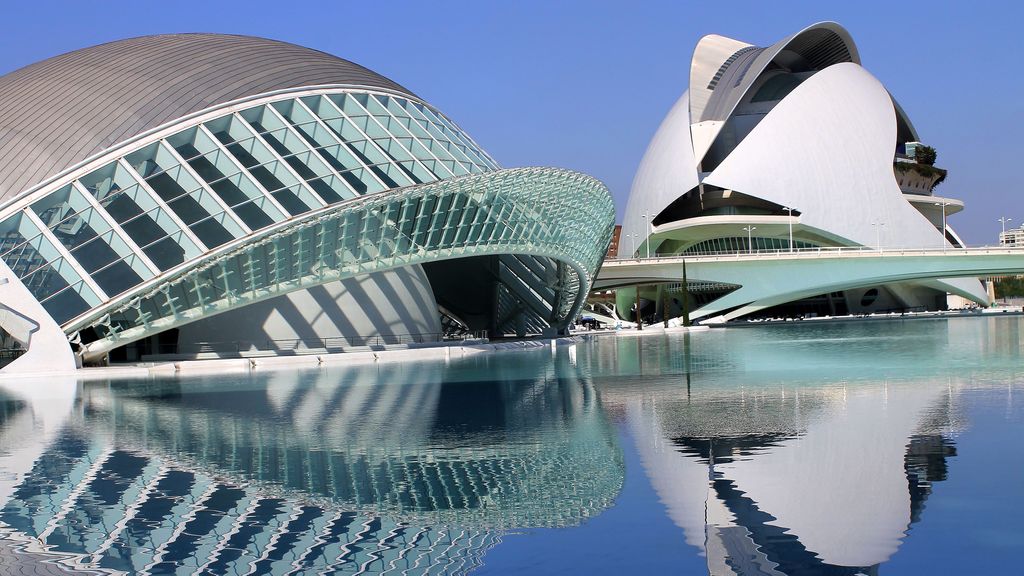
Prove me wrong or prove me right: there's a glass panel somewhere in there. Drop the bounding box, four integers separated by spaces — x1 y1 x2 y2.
321 116 368 142
167 126 220 162
185 147 287 228
38 280 92 324
18 249 101 324
188 211 236 249
148 171 234 247
310 143 363 176
239 104 287 135
299 95 343 121
79 161 202 271
335 167 382 195
304 175 347 204
141 230 196 272
187 148 241 189
88 254 146 297
30 184 152 295
234 196 281 226
281 149 330 181
247 160 299 194
125 141 181 179
273 98 316 126
30 185 109 252
205 115 256 146
0 212 56 279
329 93 370 117
367 161 412 189
221 136 273 168
268 184 311 216
347 113 388 139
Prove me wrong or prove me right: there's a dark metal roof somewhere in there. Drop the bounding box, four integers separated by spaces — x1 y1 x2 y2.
0 33 413 203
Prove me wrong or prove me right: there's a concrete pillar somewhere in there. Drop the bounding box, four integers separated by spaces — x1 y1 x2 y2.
0 260 76 375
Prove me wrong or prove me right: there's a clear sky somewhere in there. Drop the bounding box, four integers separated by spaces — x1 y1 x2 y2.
1 1 1020 244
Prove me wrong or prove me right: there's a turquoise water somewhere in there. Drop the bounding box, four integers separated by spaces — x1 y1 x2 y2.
0 316 1021 574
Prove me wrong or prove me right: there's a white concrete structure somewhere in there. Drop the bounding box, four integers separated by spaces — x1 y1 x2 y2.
619 22 986 320
595 247 1024 322
999 225 1024 247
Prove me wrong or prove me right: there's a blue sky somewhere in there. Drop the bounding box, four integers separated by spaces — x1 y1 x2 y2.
2 1 1020 244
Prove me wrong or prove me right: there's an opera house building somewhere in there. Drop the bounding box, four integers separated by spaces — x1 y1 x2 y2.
0 34 615 373
618 22 987 321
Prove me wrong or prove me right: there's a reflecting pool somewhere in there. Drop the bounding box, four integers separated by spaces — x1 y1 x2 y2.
0 316 1021 574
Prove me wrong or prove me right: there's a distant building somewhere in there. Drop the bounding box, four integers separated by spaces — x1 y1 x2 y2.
606 224 622 258
999 226 1024 247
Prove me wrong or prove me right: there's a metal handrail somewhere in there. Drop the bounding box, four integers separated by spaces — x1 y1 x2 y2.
608 244 1024 263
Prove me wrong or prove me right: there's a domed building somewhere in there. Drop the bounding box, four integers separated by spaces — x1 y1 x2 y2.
619 22 986 322
0 34 615 373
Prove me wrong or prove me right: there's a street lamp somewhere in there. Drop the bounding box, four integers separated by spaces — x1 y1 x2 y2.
999 217 1013 243
742 225 757 254
641 213 652 259
934 201 951 251
783 206 795 252
871 221 885 251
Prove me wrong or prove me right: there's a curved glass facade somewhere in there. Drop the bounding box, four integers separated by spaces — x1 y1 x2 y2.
0 91 498 326
78 168 612 358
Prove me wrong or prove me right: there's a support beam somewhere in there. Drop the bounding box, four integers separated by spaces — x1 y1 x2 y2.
0 259 76 375
596 249 1024 322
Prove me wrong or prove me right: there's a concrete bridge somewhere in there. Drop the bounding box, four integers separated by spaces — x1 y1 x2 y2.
593 246 1024 322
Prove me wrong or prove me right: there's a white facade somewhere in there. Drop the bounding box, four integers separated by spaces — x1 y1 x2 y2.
999 226 1024 247
620 22 987 319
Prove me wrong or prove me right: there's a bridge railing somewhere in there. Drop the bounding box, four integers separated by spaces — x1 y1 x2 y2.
609 245 1024 262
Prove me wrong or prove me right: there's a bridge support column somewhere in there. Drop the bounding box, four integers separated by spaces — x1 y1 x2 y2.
635 284 643 330
682 259 691 327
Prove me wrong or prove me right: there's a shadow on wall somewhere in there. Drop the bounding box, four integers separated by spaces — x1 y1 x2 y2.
175 265 442 348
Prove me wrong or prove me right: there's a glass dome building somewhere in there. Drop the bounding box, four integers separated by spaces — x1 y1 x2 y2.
0 34 615 372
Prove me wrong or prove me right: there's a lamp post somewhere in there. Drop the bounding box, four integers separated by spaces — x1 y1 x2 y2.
742 226 757 254
625 233 636 259
871 221 885 251
999 217 1013 245
641 213 652 259
934 201 950 251
783 206 795 252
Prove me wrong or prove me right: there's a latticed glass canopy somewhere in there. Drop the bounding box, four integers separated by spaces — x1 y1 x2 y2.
0 87 615 357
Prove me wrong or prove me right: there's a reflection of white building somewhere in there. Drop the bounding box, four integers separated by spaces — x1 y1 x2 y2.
619 22 986 320
606 376 959 574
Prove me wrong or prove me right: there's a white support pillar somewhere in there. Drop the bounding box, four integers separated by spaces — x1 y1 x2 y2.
0 259 76 375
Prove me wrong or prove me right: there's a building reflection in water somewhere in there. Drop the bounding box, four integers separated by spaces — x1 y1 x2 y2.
0 350 623 575
588 323 987 576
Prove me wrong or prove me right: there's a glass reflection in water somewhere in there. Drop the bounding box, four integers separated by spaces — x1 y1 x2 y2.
0 316 1021 575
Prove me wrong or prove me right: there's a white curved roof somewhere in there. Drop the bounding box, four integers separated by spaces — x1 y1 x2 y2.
703 63 930 248
691 22 859 165
624 22 863 254
620 90 699 257
694 22 860 126
0 34 411 204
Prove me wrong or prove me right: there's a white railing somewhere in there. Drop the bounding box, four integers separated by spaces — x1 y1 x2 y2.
607 245 1024 263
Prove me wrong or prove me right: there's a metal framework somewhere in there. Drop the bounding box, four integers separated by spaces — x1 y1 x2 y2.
78 168 613 359
0 84 614 361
